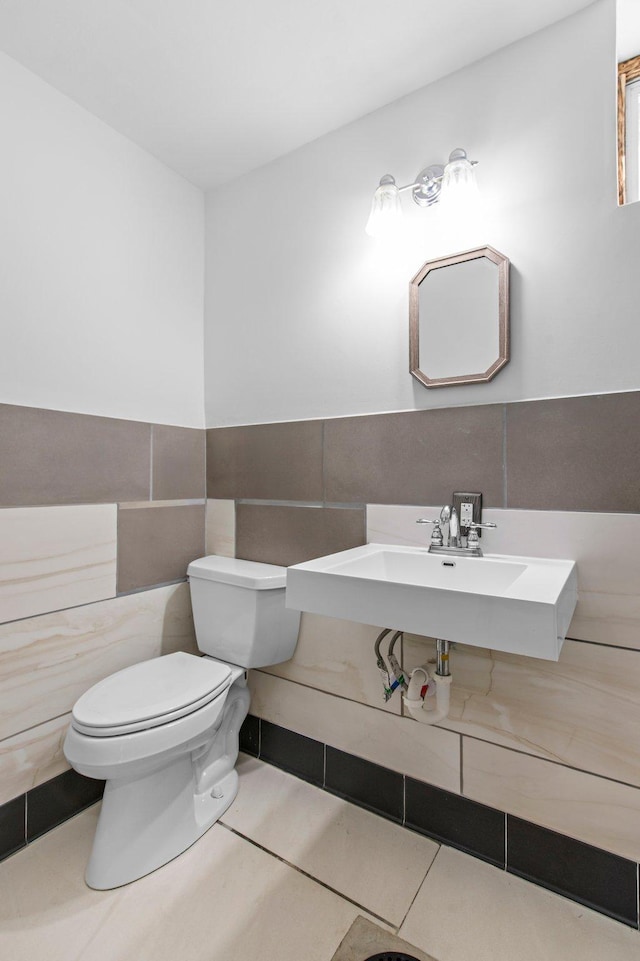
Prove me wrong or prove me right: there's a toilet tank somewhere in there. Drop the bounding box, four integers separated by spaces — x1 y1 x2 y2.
187 555 300 668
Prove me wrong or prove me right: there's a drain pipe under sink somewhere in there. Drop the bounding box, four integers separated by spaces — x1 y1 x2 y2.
403 639 452 725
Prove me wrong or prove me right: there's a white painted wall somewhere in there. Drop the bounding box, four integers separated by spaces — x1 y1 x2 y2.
204 0 640 428
617 0 640 61
0 53 205 428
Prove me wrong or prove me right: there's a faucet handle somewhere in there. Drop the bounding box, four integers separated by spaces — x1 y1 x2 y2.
416 518 444 547
467 521 496 550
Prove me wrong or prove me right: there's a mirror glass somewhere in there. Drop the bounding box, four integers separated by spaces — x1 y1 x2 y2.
409 246 509 389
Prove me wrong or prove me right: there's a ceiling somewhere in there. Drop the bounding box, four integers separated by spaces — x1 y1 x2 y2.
0 0 595 189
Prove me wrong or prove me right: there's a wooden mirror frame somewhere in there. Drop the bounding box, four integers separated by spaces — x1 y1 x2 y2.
409 245 510 389
618 54 640 205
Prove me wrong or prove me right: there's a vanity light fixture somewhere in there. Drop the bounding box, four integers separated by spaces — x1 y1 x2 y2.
365 147 478 237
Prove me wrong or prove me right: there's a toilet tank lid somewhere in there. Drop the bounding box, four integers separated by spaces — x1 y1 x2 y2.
187 555 287 589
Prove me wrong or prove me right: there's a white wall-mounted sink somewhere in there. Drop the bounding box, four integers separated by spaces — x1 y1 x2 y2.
286 544 578 661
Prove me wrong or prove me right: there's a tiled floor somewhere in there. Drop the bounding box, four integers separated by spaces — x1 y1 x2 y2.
0 755 639 961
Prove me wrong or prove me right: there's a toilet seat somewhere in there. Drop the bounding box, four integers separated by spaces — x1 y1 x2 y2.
71 652 232 737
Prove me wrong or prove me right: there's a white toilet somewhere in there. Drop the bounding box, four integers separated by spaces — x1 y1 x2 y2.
63 555 300 890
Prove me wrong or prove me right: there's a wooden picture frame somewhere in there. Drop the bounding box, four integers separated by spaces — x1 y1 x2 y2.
409 245 510 390
617 53 640 205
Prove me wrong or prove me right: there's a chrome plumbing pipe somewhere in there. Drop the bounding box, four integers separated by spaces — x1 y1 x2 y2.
436 638 450 677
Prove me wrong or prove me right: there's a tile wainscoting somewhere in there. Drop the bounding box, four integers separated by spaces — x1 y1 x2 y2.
2 389 640 926
204 389 640 927
0 403 207 850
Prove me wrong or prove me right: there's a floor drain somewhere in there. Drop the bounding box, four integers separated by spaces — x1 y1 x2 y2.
363 955 421 961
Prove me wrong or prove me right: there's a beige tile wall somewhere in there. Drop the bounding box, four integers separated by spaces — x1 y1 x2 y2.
262 612 403 715
402 635 640 787
0 505 117 624
0 583 198 798
0 405 207 809
0 715 71 806
249 671 460 793
205 499 235 557
0 582 198 741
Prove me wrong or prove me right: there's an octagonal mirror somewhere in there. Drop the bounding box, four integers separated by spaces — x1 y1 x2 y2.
409 245 510 389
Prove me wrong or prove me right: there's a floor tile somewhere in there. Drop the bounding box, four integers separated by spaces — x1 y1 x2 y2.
399 846 640 961
0 807 120 961
2 766 639 961
82 824 363 961
222 757 438 925
330 916 435 961
0 806 365 961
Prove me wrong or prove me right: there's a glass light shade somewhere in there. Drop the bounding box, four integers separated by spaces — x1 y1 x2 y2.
440 149 479 214
365 175 402 237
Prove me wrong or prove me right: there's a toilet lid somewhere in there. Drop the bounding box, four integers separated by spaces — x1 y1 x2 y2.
71 652 233 736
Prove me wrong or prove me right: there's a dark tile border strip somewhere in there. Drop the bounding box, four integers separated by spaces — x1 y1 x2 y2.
506 815 638 927
0 795 26 861
1 716 637 931
238 715 639 929
27 769 105 842
325 746 403 823
260 719 324 786
405 776 505 867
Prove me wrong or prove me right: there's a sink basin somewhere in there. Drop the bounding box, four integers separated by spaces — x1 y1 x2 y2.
286 544 578 661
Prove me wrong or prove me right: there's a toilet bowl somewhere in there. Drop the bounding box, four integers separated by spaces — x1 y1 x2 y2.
64 555 300 890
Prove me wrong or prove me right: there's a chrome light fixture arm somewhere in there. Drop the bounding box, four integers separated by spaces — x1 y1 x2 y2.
365 149 479 236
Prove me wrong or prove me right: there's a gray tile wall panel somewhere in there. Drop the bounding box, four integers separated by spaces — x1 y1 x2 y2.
324 405 504 506
206 421 324 501
506 393 640 512
236 504 365 567
117 504 205 592
152 425 206 500
0 404 150 506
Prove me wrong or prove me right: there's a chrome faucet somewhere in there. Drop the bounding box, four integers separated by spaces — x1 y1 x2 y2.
416 505 496 557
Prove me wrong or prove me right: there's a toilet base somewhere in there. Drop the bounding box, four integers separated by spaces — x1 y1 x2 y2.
86 763 239 889
85 681 250 889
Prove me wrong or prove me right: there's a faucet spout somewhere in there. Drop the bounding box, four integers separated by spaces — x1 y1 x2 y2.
448 507 460 547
